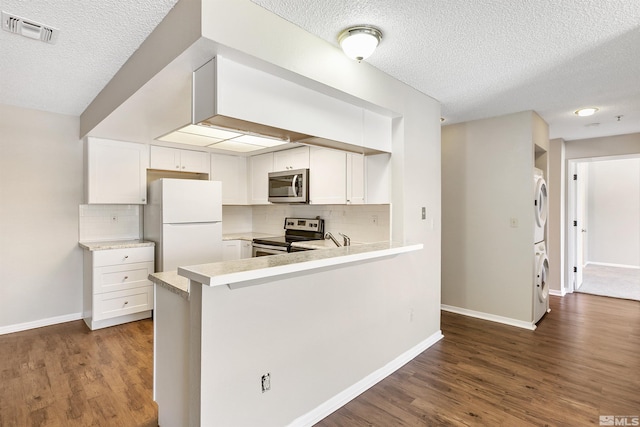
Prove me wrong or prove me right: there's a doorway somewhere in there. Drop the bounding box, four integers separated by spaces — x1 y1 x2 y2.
567 155 640 300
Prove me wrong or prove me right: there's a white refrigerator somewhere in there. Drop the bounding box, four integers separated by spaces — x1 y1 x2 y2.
144 178 222 272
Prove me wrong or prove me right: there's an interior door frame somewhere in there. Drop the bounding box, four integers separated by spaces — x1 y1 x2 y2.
566 154 640 292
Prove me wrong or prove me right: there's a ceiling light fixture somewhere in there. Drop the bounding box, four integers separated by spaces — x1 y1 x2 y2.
338 26 382 61
574 107 599 117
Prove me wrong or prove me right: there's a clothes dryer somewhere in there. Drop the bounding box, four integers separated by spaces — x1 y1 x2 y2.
534 168 548 244
534 241 550 323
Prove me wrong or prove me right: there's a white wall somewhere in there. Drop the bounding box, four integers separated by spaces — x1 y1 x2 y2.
0 104 83 331
547 138 565 293
442 111 542 324
586 158 640 267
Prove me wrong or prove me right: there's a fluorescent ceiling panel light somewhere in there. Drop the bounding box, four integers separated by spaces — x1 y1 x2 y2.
208 140 267 152
232 134 290 147
158 129 225 146
183 124 242 139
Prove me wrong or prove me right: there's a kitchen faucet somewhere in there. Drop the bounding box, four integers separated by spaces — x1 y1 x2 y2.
325 232 341 247
339 233 351 246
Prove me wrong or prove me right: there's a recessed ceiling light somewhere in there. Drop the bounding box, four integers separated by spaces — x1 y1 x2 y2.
574 107 599 117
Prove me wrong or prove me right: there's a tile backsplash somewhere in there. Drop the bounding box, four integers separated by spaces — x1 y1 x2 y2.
224 204 391 243
79 203 390 243
79 205 141 242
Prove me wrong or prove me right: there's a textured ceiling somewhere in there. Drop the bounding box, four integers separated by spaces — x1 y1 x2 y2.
1 0 639 141
251 0 640 141
0 0 179 115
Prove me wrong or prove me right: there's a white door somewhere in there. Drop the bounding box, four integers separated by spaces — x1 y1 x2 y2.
160 179 222 223
161 223 222 271
575 163 588 289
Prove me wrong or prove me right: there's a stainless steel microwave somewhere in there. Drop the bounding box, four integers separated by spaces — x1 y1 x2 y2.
268 168 309 203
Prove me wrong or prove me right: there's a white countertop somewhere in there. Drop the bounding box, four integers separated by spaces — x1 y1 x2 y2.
78 239 155 251
222 232 279 241
148 242 423 298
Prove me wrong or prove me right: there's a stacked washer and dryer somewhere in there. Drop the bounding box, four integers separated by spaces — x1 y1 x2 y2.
533 168 550 323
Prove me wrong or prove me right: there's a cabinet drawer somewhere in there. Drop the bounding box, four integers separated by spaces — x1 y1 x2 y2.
93 246 154 267
93 286 153 322
94 262 153 294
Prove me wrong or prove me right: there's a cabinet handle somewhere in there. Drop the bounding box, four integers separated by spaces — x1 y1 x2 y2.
124 301 129 305
176 165 180 169
124 255 129 259
123 276 128 281
182 166 185 169
142 198 146 202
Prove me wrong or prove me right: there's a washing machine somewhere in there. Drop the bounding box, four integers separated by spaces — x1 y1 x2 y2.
534 241 550 323
534 168 548 244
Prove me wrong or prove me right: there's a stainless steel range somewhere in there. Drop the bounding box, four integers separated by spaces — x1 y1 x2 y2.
252 217 325 257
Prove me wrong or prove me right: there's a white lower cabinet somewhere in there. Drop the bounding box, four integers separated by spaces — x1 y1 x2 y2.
83 246 154 330
223 240 253 260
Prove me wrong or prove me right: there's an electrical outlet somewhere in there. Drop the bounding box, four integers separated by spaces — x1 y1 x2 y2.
261 373 271 393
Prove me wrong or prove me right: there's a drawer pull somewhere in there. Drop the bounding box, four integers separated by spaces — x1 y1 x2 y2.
124 255 129 259
124 301 129 305
123 276 129 281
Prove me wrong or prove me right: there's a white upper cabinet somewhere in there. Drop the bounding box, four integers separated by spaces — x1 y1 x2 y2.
273 146 310 171
309 147 346 205
365 153 391 204
85 137 149 204
248 152 274 205
150 146 210 174
210 153 248 205
346 153 365 205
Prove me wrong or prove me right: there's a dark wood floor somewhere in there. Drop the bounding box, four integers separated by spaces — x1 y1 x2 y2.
317 294 640 426
0 293 638 426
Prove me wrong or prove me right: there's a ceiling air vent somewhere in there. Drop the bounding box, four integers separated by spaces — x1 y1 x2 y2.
1 11 59 44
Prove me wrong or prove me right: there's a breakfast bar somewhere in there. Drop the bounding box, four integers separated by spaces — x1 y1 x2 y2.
149 241 432 427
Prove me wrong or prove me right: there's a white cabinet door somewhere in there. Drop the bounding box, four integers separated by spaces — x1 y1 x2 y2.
222 240 241 261
273 146 310 171
180 150 210 174
309 147 346 205
86 137 149 204
150 145 180 171
151 146 210 174
240 240 252 259
346 153 365 205
248 152 273 205
365 153 391 204
210 154 248 205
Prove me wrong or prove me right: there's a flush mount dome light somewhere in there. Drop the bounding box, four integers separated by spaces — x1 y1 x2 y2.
338 26 382 61
574 107 599 117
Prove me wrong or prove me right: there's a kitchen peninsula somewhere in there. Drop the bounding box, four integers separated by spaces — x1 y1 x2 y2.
149 241 430 426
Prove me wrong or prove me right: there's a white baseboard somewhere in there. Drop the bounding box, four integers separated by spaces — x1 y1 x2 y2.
441 304 536 330
586 262 640 269
289 330 444 427
0 312 83 336
549 289 566 296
